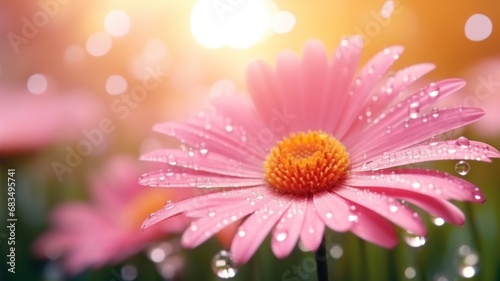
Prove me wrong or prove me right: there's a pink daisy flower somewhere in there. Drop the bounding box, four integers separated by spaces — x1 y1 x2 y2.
33 156 192 274
139 36 499 265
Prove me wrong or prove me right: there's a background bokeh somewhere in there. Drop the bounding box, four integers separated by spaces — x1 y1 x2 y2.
1 0 499 280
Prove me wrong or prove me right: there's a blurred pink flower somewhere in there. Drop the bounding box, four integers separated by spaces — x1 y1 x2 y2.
0 88 105 154
139 37 499 264
33 156 192 274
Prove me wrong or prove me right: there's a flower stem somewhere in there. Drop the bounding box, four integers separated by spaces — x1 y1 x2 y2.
315 234 329 281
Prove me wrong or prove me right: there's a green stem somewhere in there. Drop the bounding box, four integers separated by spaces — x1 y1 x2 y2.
315 234 329 281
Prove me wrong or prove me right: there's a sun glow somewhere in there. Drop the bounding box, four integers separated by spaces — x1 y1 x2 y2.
190 0 275 49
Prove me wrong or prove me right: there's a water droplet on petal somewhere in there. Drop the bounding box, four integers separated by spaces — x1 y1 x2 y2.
237 230 246 237
404 231 426 247
212 250 239 279
200 148 209 156
167 154 177 165
455 160 470 176
456 136 470 148
163 200 175 210
431 108 440 118
408 102 420 119
276 231 288 242
325 212 333 219
389 204 399 213
431 216 445 226
348 214 358 222
427 83 440 98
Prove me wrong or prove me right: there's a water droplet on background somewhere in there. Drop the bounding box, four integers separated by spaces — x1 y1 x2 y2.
404 266 416 279
329 244 343 259
455 160 470 176
212 250 239 279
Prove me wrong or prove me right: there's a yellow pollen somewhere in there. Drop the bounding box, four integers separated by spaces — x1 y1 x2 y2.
264 131 350 195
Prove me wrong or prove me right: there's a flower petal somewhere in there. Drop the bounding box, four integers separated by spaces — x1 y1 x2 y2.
355 106 485 161
346 169 485 202
336 46 404 138
313 191 352 232
299 197 326 252
231 197 291 264
348 203 398 248
353 140 500 171
335 186 426 236
271 197 307 259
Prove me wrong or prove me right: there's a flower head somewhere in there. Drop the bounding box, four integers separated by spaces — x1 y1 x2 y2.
139 36 499 264
33 156 192 274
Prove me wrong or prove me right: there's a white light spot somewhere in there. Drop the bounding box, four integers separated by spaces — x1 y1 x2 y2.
404 266 416 279
86 32 112 57
64 45 85 64
190 0 272 49
465 14 493 42
149 248 166 263
105 10 131 37
271 11 296 34
27 74 48 94
105 74 128 95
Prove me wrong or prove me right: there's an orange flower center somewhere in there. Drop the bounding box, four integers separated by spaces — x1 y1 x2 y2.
264 131 350 195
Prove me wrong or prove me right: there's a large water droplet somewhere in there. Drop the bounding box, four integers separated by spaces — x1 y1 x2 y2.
404 231 426 247
455 160 470 176
427 83 440 98
212 250 239 279
456 136 470 149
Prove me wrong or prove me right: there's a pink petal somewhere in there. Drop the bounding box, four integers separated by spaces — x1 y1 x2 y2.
153 122 266 165
138 168 265 188
181 196 268 248
324 36 364 132
336 46 404 139
246 59 289 140
353 140 500 172
354 107 485 162
140 149 262 178
334 186 426 236
271 197 307 258
346 79 465 150
296 40 329 131
230 196 292 264
141 187 267 230
346 169 485 202
362 63 436 117
211 95 263 136
299 197 326 251
354 185 466 225
348 202 398 248
313 191 352 232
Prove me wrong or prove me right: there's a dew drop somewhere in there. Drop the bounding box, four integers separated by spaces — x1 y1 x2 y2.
455 160 470 176
325 212 333 219
408 102 420 119
456 136 470 149
348 214 358 222
431 108 440 118
389 204 399 213
276 231 288 242
190 223 198 232
167 154 177 165
148 180 159 187
148 212 156 219
404 231 426 247
212 250 239 279
237 230 246 237
163 200 175 210
427 83 440 98
200 148 209 156
431 216 445 226
225 125 234 132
